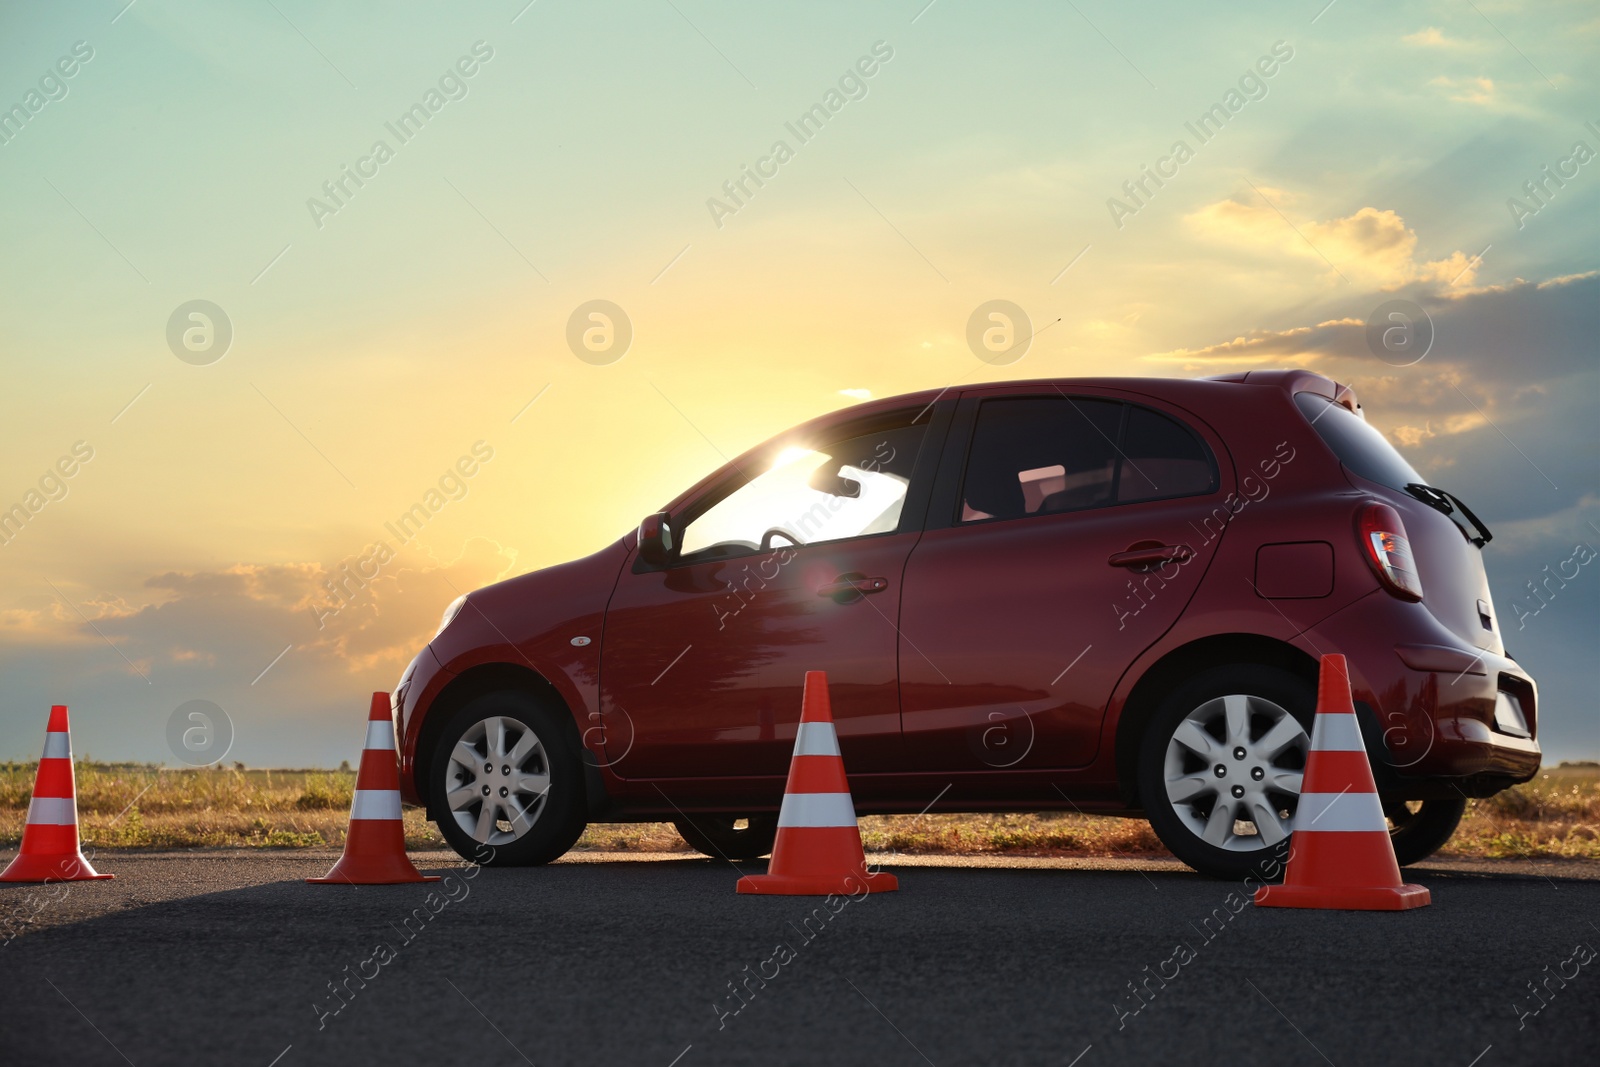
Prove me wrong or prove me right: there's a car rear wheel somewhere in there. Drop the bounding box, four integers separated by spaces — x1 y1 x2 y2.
673 814 779 860
429 690 587 866
1138 664 1314 880
1385 797 1467 865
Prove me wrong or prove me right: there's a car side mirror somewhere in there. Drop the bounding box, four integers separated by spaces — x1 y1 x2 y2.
637 512 677 566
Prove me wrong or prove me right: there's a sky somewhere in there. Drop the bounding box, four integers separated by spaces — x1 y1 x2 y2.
0 0 1595 767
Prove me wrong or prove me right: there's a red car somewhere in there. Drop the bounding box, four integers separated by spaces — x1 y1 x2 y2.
394 370 1540 878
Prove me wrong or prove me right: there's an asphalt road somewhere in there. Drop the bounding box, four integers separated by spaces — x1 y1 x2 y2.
1 850 1596 1067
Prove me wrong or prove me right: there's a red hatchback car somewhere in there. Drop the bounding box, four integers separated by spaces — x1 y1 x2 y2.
394 370 1540 878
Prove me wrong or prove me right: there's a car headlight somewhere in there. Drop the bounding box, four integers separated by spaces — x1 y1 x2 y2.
435 595 467 637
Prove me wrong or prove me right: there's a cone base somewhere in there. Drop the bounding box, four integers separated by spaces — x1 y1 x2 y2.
1254 882 1430 911
736 870 898 896
307 853 440 885
0 851 114 883
308 817 440 885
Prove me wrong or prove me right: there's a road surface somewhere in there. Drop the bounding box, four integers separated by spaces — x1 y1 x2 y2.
1 850 1595 1066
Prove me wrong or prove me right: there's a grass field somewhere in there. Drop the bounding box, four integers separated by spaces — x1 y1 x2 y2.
1 762 1596 860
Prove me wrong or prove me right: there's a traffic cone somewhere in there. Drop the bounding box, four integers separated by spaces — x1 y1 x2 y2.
309 693 439 885
0 706 112 883
1254 655 1430 911
737 671 897 896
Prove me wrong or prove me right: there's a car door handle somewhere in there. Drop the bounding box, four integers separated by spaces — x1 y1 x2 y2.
818 576 888 598
1108 544 1193 568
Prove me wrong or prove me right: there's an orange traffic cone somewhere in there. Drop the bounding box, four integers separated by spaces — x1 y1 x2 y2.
737 671 897 896
1255 655 1430 911
1 706 112 883
309 693 439 885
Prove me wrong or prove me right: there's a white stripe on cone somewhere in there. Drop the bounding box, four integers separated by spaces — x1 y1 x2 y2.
26 796 78 825
364 721 394 751
1296 790 1386 833
776 792 858 828
1309 713 1365 752
41 733 70 759
349 789 403 821
792 722 840 757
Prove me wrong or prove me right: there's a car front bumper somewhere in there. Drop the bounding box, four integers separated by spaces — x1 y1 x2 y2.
394 644 451 806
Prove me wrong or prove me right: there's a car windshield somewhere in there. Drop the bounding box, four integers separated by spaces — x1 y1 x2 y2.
1294 392 1422 491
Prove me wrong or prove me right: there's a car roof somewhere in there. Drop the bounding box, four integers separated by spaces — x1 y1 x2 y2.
659 369 1353 513
804 368 1351 431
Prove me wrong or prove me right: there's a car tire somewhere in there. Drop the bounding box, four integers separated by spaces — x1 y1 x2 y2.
673 814 779 860
1138 663 1316 880
1384 797 1467 866
428 689 588 866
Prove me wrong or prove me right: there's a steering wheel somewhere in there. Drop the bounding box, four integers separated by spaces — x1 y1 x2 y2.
759 527 805 551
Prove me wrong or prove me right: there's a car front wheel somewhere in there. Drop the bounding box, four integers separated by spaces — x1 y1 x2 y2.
1138 664 1314 880
429 690 587 866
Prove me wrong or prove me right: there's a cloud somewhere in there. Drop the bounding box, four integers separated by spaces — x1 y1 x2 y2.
838 388 873 399
1143 318 1363 368
1478 494 1600 555
1403 27 1471 49
1403 27 1447 47
1429 74 1497 106
1145 271 1598 519
1185 193 1478 289
1146 271 1595 388
1388 410 1489 447
0 538 525 765
10 538 518 677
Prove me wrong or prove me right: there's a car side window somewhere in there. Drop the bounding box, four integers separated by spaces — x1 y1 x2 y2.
959 397 1215 523
960 398 1122 522
1116 404 1218 502
679 422 927 561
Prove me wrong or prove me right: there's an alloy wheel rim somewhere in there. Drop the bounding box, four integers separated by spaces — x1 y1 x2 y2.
445 715 552 845
1162 693 1309 852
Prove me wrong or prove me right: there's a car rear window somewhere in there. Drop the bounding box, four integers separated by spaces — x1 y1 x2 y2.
1294 392 1422 491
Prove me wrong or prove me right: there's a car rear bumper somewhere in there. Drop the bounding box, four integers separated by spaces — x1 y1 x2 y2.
1301 593 1541 796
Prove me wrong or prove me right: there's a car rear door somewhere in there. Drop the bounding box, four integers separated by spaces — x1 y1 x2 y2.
896 385 1236 771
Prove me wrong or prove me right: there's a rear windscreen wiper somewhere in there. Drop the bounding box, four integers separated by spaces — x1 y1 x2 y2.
1405 483 1492 547
1444 489 1492 546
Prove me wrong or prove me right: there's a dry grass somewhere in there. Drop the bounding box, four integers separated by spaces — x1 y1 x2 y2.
0 763 442 851
577 824 695 852
1 762 1595 860
859 812 1168 857
853 767 1600 859
1445 766 1600 859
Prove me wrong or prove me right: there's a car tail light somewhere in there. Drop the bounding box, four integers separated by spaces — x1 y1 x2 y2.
1357 502 1423 601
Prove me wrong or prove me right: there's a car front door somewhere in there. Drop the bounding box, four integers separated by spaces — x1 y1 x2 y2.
897 387 1236 772
599 408 943 779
